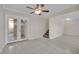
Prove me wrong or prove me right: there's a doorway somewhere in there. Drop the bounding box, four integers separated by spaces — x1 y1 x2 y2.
8 18 17 41
21 19 27 40
6 15 27 43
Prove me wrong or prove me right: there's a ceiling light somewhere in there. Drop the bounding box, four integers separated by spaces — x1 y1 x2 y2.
35 10 42 14
26 4 49 15
34 7 42 14
66 18 71 21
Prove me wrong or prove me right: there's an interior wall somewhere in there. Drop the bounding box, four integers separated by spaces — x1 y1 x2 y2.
27 15 48 40
49 11 79 39
4 9 48 40
4 9 29 43
62 11 79 35
64 19 79 35
0 5 5 53
49 16 64 39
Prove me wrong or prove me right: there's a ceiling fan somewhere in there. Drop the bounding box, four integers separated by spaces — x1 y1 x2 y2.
26 4 49 15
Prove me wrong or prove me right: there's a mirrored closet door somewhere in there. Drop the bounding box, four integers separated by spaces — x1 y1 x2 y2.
7 16 27 43
8 18 17 42
21 19 27 40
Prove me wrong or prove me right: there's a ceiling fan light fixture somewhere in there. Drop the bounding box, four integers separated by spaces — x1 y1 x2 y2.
35 10 42 14
26 4 49 15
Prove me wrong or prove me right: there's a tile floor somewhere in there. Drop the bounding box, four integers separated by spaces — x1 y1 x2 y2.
1 35 79 54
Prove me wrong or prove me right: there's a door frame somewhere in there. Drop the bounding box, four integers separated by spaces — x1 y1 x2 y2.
5 14 28 43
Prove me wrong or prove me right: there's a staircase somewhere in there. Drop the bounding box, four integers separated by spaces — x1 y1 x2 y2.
43 30 49 38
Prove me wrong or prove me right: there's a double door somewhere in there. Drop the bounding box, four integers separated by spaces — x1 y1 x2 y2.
6 15 27 43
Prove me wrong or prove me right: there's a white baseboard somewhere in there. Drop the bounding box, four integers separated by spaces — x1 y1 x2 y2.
28 36 42 40
49 34 62 39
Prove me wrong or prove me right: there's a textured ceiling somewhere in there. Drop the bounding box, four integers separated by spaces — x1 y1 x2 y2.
3 4 78 18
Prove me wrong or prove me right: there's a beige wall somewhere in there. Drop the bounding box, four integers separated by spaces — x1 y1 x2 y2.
49 16 64 39
4 8 49 41
64 19 79 35
63 11 79 35
27 15 49 40
0 5 5 52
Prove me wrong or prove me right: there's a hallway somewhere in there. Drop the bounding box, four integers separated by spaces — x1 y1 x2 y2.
1 35 79 54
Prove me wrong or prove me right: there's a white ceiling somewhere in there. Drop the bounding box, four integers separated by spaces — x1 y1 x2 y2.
3 4 78 18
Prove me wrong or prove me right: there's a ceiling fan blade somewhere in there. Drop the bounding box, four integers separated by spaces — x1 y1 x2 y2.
26 6 34 9
30 12 34 14
42 10 49 12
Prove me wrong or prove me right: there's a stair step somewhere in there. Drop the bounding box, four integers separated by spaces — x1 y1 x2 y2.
43 30 49 38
